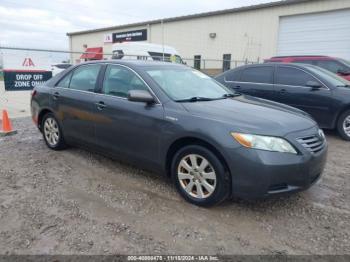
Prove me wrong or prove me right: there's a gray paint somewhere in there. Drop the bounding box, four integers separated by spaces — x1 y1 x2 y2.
31 60 327 199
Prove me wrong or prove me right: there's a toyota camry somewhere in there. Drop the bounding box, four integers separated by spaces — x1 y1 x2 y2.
31 61 327 206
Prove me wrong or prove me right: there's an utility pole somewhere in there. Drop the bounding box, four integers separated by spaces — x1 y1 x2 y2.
161 19 165 61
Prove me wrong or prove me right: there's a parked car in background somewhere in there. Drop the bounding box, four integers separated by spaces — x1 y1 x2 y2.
264 56 350 81
51 63 72 76
31 60 327 206
112 42 184 64
215 63 350 140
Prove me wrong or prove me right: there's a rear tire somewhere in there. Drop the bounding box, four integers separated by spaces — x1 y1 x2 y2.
337 110 350 141
171 145 230 207
42 113 67 150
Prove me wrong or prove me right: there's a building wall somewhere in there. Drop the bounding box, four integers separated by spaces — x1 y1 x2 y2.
69 0 350 66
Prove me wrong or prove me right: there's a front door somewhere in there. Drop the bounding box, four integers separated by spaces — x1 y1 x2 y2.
274 66 334 128
51 64 102 145
94 64 164 168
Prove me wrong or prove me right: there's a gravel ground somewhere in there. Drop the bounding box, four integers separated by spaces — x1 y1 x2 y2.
0 117 349 255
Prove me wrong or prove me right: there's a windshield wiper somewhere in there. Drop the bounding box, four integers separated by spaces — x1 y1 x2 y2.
336 84 350 87
175 97 215 102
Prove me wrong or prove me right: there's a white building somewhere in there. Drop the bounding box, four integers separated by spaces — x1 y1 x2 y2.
67 0 350 74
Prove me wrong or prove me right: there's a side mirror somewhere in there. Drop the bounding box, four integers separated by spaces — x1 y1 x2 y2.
337 69 350 76
128 90 155 104
306 80 322 90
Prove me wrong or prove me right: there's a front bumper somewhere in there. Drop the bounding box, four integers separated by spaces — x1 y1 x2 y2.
225 127 328 199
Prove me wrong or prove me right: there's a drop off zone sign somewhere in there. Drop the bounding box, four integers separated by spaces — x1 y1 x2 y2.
2 51 53 91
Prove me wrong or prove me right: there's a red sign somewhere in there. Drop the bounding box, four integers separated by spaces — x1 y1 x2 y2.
22 58 35 67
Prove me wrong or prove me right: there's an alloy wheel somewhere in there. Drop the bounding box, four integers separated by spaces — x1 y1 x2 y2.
177 154 217 199
343 115 350 137
44 117 60 147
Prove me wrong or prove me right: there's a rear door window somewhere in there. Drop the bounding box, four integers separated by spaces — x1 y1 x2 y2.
240 66 273 84
69 65 102 92
275 67 319 87
56 72 72 88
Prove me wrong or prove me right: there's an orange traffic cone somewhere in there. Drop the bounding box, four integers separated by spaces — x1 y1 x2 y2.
0 110 17 137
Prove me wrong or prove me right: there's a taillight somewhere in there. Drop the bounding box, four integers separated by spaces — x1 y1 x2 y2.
31 90 37 97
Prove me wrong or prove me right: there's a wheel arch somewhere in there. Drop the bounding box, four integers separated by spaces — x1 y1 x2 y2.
165 136 231 178
37 108 54 131
335 105 350 128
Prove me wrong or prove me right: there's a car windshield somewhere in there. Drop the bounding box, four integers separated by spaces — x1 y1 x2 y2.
146 68 234 101
307 66 350 87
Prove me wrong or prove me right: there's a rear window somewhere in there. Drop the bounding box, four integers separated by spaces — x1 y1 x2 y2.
240 66 273 84
56 72 72 88
69 64 102 92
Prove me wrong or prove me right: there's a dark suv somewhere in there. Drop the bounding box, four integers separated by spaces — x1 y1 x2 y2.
264 56 350 81
215 63 350 140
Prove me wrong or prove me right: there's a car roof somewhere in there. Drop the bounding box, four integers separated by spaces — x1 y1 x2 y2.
224 62 323 72
78 59 187 69
266 55 335 61
270 55 329 58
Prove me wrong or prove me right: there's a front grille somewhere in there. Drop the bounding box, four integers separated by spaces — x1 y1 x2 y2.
296 135 326 154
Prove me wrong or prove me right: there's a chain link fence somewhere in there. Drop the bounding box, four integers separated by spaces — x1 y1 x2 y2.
0 46 259 79
0 46 259 92
0 46 258 118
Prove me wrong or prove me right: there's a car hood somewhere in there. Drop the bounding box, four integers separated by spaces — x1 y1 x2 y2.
180 95 317 136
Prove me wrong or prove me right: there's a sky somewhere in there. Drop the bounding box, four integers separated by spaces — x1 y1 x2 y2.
0 0 280 50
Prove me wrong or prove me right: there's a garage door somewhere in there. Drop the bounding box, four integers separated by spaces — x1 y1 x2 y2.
277 9 350 60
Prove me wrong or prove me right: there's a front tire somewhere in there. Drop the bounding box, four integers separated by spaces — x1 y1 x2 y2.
42 113 67 150
337 110 350 141
171 145 230 207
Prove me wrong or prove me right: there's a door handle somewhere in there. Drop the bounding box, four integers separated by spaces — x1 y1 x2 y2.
280 89 287 94
95 101 107 110
233 85 241 89
52 92 60 100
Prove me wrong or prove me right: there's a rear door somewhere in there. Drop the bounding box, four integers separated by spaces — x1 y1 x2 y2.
231 66 276 100
274 65 334 128
51 64 102 145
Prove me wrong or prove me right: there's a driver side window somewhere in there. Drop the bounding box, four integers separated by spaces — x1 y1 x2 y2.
103 65 149 98
275 67 321 87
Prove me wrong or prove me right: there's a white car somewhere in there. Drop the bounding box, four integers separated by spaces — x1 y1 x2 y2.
111 42 184 64
51 63 72 76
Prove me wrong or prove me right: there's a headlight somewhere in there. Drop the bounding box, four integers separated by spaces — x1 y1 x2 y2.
231 133 297 154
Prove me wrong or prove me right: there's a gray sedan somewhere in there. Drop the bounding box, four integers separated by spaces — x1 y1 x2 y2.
31 61 327 206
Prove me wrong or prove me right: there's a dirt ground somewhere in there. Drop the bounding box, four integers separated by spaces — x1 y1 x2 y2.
0 117 349 255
